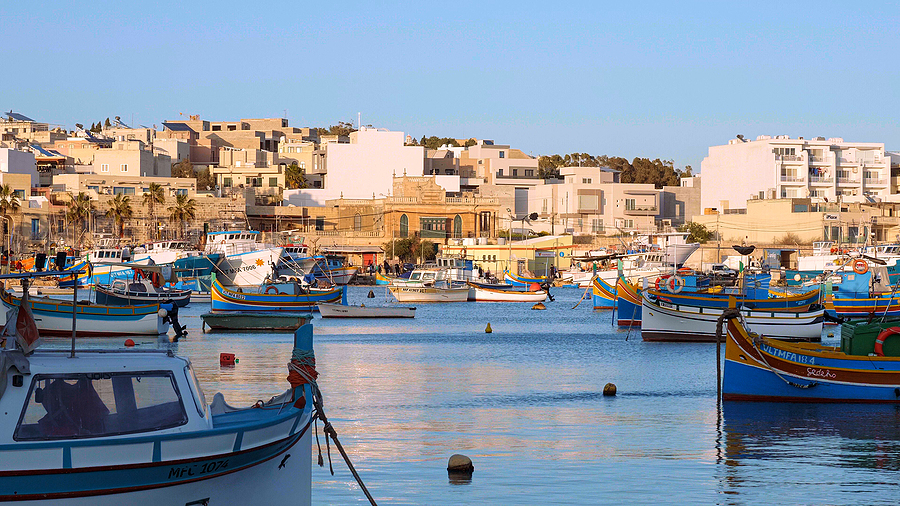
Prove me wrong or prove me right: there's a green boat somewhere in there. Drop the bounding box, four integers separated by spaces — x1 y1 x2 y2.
200 312 313 332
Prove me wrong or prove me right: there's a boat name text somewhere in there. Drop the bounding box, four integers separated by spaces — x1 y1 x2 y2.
759 344 815 365
168 459 229 479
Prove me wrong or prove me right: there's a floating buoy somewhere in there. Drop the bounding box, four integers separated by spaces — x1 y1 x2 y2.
158 308 168 318
124 338 135 347
529 282 541 292
485 323 492 333
603 383 617 396
220 352 236 366
367 290 375 298
447 454 474 474
532 302 546 310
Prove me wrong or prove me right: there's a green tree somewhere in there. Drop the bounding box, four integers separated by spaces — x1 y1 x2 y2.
316 121 356 137
142 182 166 240
464 138 477 147
284 162 308 189
104 117 111 128
0 184 20 254
196 167 215 191
167 193 197 239
171 158 194 178
679 222 713 243
105 193 133 239
421 137 460 150
66 192 93 247
383 238 416 262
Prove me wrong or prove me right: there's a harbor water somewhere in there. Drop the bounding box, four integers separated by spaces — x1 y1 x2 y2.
30 286 900 504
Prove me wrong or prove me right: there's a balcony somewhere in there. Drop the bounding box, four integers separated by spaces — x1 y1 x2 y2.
780 175 805 183
624 204 658 216
776 155 804 162
808 175 833 184
809 156 830 164
837 177 859 185
864 178 889 186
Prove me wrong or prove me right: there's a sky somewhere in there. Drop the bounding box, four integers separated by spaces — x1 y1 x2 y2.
2 1 899 171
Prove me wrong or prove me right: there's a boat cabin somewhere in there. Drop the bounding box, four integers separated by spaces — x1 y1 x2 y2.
204 230 266 256
0 350 211 445
88 248 132 263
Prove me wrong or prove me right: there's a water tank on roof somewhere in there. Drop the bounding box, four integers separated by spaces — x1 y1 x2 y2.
828 138 844 143
776 135 789 139
756 135 771 140
814 137 826 141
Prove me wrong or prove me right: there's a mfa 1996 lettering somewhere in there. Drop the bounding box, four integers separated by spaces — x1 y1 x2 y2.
168 459 229 479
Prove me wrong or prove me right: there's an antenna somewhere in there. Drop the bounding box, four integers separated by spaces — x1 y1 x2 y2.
358 112 361 129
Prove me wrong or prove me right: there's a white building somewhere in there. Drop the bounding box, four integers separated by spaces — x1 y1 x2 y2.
284 127 459 206
700 135 899 213
0 148 38 187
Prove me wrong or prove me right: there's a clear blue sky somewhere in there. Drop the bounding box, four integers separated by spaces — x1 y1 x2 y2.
2 1 898 171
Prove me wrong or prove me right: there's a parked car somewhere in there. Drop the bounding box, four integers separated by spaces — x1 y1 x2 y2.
709 263 738 285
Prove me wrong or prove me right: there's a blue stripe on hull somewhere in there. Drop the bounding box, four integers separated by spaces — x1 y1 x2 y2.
723 358 900 402
616 298 641 325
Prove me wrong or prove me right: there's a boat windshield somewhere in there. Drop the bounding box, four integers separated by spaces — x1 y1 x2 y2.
15 372 187 441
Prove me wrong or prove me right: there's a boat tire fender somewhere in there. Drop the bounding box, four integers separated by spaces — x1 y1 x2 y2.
265 285 279 294
853 259 869 275
874 327 900 356
668 276 685 294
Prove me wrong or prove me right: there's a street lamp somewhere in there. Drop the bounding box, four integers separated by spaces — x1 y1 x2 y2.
506 208 512 274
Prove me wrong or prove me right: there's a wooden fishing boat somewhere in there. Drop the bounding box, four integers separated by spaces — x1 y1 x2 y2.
643 285 820 311
95 278 192 307
201 312 314 331
466 282 548 303
388 284 469 302
0 317 315 503
641 292 824 342
503 270 550 287
210 278 343 312
374 271 392 285
723 315 900 402
616 276 642 326
317 302 416 318
830 294 900 319
0 287 168 337
591 276 615 309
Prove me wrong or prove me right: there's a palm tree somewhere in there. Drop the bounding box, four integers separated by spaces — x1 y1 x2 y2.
142 182 166 241
0 184 20 262
167 193 197 239
66 192 93 247
105 193 133 240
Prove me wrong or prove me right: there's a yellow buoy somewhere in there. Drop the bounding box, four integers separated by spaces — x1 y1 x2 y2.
485 323 492 333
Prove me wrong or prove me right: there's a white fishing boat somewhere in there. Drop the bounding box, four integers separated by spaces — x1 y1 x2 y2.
466 282 548 302
0 287 168 337
640 291 824 342
389 285 469 302
0 295 316 504
317 302 416 318
205 231 284 286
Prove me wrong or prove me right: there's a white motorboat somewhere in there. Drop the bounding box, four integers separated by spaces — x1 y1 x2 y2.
317 302 416 318
640 292 824 342
387 268 469 302
205 231 284 286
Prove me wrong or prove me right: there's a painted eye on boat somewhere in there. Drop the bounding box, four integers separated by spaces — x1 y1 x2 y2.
739 354 747 361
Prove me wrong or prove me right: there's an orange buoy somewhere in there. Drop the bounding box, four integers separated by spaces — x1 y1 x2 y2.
529 282 541 292
220 352 236 366
124 339 135 347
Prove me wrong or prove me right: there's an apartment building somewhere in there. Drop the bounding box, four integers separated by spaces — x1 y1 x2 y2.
0 112 67 147
0 148 38 187
700 135 900 213
211 147 283 202
92 141 172 178
457 140 540 190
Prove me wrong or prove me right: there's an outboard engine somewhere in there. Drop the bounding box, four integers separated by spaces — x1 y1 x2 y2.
160 299 187 339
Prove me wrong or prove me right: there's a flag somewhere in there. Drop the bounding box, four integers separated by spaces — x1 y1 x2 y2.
1 291 40 354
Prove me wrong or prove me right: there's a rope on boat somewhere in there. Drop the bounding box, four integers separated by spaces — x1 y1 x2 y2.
288 348 378 506
572 280 592 309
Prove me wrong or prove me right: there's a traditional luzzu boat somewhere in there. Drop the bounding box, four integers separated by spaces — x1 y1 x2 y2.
503 270 549 287
641 291 825 342
95 277 192 307
374 271 392 285
210 278 344 312
591 276 616 309
0 302 317 503
317 302 416 318
615 276 642 326
465 282 548 303
644 283 821 311
0 287 168 337
722 314 900 402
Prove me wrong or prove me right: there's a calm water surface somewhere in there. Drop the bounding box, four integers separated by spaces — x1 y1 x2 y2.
38 287 900 504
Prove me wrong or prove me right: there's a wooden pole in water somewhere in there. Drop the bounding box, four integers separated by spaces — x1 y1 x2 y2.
70 276 77 358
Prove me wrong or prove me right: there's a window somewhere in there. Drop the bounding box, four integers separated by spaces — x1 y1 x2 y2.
31 218 39 240
624 219 634 228
512 169 518 177
15 372 187 441
223 177 232 188
100 164 109 173
625 199 636 210
420 217 447 239
542 199 548 213
299 162 306 169
57 219 65 234
212 125 221 131
13 190 24 200
578 195 599 211
87 185 99 193
497 169 503 176
453 215 463 239
592 219 603 233
525 169 534 177
251 178 262 188
774 147 796 156
269 177 278 187
227 125 236 131
175 189 188 196
582 178 592 184
499 151 505 158
120 164 128 173
113 187 135 195
400 214 409 238
354 213 362 231
315 216 325 231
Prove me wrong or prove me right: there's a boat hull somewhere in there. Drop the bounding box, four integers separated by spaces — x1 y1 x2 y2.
210 279 342 312
0 290 167 336
389 286 469 302
615 277 642 326
467 283 548 303
317 302 416 318
723 318 900 402
201 312 313 330
95 286 192 307
214 248 284 286
503 271 549 287
591 276 616 309
641 293 823 342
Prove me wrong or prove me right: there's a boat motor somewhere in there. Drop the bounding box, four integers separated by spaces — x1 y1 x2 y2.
160 299 187 339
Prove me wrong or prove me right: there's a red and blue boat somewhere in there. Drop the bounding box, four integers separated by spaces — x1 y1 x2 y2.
211 278 344 312
503 270 549 287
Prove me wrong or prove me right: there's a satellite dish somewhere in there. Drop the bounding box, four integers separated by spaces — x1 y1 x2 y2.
793 274 801 282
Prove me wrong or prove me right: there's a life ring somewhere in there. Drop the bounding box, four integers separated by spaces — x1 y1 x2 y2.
874 327 900 356
852 259 869 275
460 248 467 258
265 285 279 294
668 275 685 294
654 275 671 291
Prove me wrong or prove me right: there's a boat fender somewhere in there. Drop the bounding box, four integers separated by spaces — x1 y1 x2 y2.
668 276 685 294
158 308 168 318
853 259 869 275
874 327 900 356
485 323 492 333
265 285 279 294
